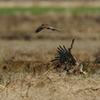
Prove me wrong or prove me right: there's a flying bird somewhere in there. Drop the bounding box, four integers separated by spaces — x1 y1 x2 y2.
35 24 61 33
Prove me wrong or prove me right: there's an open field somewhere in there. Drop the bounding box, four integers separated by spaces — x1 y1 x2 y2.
0 7 66 15
0 39 100 100
0 7 100 15
0 7 100 100
0 73 100 100
0 12 100 40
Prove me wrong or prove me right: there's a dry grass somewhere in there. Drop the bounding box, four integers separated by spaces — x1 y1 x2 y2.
0 73 100 100
0 39 100 100
0 13 100 99
0 14 100 40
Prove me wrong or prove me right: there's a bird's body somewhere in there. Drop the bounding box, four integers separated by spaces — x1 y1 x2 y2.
35 24 61 33
51 45 86 75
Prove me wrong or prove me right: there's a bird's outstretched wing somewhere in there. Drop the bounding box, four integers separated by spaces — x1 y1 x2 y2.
52 29 61 33
51 45 69 63
49 26 61 33
51 45 76 65
35 26 45 33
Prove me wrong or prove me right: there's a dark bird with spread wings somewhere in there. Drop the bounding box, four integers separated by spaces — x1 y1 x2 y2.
51 45 76 65
35 24 61 33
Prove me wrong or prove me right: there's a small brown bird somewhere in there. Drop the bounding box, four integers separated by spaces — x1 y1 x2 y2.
35 24 61 33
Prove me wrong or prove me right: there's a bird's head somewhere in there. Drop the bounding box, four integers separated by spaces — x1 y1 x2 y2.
42 24 45 26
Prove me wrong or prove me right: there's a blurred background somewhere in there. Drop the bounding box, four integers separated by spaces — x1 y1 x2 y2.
0 0 100 40
0 0 100 61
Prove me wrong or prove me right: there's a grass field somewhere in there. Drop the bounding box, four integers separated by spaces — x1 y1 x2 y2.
0 7 100 15
0 40 100 100
0 7 100 100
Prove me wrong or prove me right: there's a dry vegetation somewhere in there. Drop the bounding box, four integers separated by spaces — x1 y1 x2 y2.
0 73 100 100
0 13 100 100
0 13 100 40
0 39 100 100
